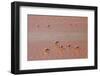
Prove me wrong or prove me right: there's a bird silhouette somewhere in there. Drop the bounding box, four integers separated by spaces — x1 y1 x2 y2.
44 48 50 54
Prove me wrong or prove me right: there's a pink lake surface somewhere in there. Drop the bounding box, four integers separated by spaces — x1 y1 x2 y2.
27 15 88 61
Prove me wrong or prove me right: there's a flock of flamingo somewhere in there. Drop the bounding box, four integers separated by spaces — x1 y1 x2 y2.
43 41 80 55
35 24 80 55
